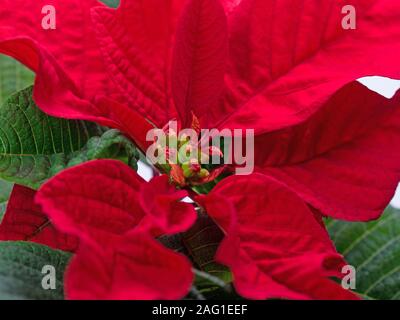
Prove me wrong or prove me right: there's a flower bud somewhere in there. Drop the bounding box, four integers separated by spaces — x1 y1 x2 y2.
170 164 186 187
198 168 210 178
181 161 193 178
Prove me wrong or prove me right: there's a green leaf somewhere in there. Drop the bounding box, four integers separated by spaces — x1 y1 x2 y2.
0 179 12 222
100 0 120 8
327 206 400 300
0 241 71 300
49 128 140 177
0 86 104 189
0 55 34 105
192 269 238 299
0 55 35 209
182 212 231 282
183 213 236 300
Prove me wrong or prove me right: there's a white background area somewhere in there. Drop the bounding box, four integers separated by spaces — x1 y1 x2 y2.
138 76 400 209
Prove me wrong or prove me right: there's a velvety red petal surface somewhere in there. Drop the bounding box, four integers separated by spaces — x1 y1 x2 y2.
36 160 195 299
220 0 400 133
66 231 193 300
0 36 105 120
91 0 186 127
214 0 400 221
0 1 153 152
94 96 154 152
0 185 77 252
171 0 228 127
198 174 359 300
130 0 400 224
140 175 197 235
35 160 150 248
255 83 400 221
0 0 114 100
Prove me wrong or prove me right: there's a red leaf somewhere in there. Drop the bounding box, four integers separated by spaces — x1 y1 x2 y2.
0 0 115 100
220 0 400 133
0 1 152 152
140 175 196 235
197 174 359 300
36 159 196 244
169 164 186 187
0 36 110 122
36 159 195 299
172 0 228 127
0 185 78 252
91 0 186 127
255 82 400 221
95 96 154 152
65 231 193 300
36 160 148 248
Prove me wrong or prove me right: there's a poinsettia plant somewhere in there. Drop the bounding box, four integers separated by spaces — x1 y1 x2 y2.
0 0 400 300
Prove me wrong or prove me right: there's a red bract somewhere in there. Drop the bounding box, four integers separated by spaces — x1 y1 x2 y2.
0 185 78 252
0 0 153 150
1 0 400 299
197 174 358 299
35 160 195 299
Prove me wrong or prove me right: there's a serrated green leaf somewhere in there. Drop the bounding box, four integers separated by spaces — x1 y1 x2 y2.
182 212 231 281
49 128 140 177
0 241 71 300
0 55 34 105
183 213 235 300
327 206 400 300
0 55 35 208
0 86 103 189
